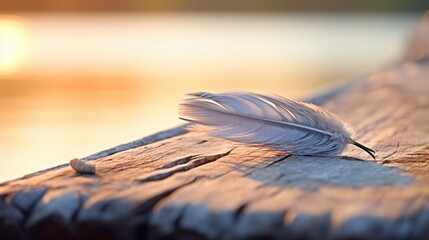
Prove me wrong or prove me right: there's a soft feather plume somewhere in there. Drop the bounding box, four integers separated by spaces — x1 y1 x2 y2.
179 92 375 159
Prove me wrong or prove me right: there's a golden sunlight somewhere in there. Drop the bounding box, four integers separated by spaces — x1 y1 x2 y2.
0 15 29 75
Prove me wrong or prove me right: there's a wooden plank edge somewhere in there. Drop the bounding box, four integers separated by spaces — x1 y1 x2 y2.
0 125 189 186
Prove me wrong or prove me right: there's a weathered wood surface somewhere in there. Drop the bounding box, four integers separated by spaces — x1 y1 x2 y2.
1 17 429 240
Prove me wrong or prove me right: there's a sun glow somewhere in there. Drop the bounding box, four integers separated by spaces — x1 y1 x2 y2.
0 15 29 75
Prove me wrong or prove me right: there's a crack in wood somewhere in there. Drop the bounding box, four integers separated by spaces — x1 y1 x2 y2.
137 150 233 183
196 140 208 144
158 155 199 169
381 142 400 161
136 140 200 166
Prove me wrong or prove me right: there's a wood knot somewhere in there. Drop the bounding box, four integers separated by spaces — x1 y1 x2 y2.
69 158 96 174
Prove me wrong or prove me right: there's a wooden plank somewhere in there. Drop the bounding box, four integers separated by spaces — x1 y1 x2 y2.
1 16 429 240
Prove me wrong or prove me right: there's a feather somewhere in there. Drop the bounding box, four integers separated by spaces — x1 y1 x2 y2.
179 91 375 159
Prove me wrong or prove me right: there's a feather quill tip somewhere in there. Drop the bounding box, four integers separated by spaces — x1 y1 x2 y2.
350 140 376 160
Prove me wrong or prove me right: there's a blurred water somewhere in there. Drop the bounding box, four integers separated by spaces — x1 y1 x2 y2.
0 13 417 182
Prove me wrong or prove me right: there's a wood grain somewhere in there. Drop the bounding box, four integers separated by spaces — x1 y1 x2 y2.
1 16 429 240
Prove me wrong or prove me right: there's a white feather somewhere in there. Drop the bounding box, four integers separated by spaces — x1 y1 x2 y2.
179 92 375 159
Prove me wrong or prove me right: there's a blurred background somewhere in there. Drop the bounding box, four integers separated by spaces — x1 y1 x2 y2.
0 1 427 182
